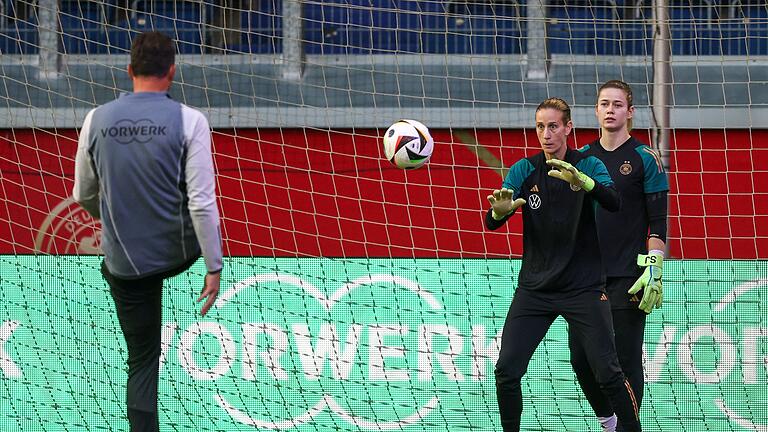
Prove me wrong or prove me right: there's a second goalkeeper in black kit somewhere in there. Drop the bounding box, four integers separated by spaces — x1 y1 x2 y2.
568 80 669 432
485 97 642 432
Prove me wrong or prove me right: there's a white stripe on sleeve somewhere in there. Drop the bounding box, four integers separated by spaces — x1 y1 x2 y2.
73 108 101 218
182 105 223 273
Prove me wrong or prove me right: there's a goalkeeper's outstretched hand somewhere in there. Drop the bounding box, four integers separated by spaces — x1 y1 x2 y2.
546 159 595 192
487 188 526 220
628 251 664 313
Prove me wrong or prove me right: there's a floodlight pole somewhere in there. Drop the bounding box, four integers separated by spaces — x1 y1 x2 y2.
37 0 61 80
527 0 549 80
282 0 305 80
652 0 671 169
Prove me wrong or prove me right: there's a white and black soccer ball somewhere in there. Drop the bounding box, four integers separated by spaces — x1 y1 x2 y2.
382 119 434 169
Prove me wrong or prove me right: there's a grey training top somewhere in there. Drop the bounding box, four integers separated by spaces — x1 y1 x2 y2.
73 92 222 279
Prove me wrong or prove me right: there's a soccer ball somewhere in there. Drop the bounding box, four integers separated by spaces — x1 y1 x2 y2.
382 119 434 169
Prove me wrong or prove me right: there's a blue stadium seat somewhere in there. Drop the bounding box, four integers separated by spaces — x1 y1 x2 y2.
240 2 282 54
0 19 38 54
2 0 767 56
101 28 133 54
747 24 768 56
59 2 105 54
303 0 524 54
708 27 745 56
56 0 207 54
619 25 653 56
130 1 204 54
0 0 38 54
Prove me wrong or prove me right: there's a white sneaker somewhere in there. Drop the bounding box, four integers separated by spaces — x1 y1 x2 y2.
598 414 617 432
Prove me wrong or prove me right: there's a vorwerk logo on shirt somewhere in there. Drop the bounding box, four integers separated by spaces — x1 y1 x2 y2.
101 118 166 145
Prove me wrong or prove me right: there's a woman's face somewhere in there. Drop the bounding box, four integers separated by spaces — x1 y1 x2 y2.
596 87 634 132
536 108 572 157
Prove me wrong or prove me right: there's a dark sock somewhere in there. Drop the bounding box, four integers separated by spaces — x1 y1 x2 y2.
127 407 159 432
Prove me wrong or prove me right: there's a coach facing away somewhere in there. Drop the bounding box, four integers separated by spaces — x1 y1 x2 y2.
73 31 222 432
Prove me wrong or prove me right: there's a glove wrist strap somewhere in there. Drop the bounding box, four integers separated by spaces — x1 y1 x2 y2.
492 208 514 220
580 175 595 192
637 252 664 268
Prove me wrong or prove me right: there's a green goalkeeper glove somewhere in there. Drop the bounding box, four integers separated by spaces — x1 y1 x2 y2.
628 250 664 313
545 159 595 192
487 188 526 220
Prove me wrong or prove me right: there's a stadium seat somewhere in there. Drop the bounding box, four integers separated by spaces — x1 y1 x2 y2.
0 18 38 54
0 0 38 54
2 0 767 56
241 4 282 54
59 2 106 54
129 1 205 54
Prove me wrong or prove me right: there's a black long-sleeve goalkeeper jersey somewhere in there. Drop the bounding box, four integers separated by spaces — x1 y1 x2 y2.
581 137 670 278
486 148 620 292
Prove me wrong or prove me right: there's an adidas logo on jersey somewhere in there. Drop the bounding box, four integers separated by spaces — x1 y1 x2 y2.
530 185 539 192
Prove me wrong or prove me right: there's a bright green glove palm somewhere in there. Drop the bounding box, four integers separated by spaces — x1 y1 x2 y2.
628 251 664 313
487 188 526 220
545 159 595 192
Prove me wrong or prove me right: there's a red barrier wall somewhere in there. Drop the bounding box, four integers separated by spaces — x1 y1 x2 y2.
1 128 766 259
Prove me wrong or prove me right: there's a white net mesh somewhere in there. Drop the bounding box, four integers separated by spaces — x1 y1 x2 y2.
1 1 766 431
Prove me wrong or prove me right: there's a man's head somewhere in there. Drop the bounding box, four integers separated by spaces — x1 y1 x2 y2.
129 32 175 89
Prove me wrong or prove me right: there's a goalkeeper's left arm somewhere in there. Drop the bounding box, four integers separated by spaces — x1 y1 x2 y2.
628 190 668 313
545 158 620 212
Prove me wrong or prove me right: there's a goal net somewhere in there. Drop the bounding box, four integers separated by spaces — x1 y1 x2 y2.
1 1 766 431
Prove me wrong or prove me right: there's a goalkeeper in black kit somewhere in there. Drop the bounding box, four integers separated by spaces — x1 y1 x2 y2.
485 97 641 432
568 80 669 432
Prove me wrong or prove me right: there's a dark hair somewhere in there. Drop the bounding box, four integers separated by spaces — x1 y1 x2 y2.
535 97 572 125
598 80 634 130
130 32 175 78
